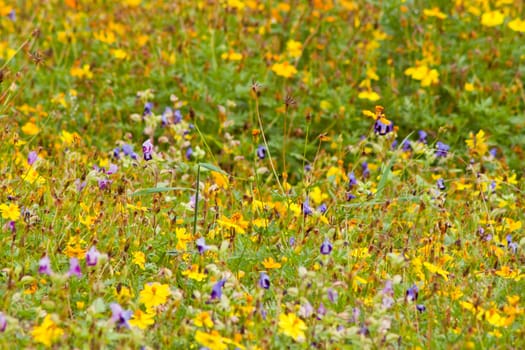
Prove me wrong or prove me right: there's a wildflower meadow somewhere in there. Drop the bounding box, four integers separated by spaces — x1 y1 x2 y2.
1 0 525 348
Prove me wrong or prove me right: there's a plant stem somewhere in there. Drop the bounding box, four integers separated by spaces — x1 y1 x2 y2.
193 164 200 237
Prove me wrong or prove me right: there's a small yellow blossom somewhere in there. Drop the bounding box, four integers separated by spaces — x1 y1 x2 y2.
423 7 447 19
271 62 297 78
194 311 214 328
64 235 87 259
465 130 488 156
508 18 525 32
132 251 146 270
217 213 249 234
129 309 156 329
139 282 171 309
22 122 40 135
195 330 228 350
31 314 64 347
278 313 307 342
286 40 303 59
481 11 504 27
70 64 93 79
221 50 243 61
182 264 207 281
115 285 134 304
0 202 20 221
358 90 380 101
262 257 282 269
111 49 128 60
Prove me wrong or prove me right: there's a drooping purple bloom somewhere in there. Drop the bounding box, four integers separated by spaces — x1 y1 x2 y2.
416 304 426 313
142 140 153 161
38 256 52 275
351 307 361 323
327 288 338 303
299 301 314 318
317 302 327 319
320 239 333 255
406 284 419 302
358 325 370 336
196 237 209 254
489 148 497 158
317 203 327 214
258 272 270 289
346 193 356 201
435 142 450 157
348 172 357 189
86 246 100 266
68 258 82 278
122 144 137 159
382 280 394 309
304 164 312 172
143 102 153 116
256 145 266 160
418 130 427 144
174 110 183 124
0 312 6 332
302 197 313 216
113 147 121 159
489 180 496 193
98 179 111 190
7 10 15 21
75 179 86 192
8 221 15 234
362 162 370 179
107 164 118 175
28 151 38 165
374 118 394 136
391 139 398 149
506 235 518 254
260 306 268 320
402 140 412 152
110 303 132 329
185 147 193 160
437 178 446 191
289 237 295 246
210 279 226 300
161 107 173 127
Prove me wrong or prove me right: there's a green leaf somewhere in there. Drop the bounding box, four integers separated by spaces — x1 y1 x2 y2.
197 162 228 175
130 187 195 196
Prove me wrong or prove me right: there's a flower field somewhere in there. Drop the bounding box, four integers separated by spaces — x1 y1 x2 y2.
1 0 524 348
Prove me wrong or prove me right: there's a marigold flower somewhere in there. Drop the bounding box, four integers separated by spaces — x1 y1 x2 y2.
278 313 307 342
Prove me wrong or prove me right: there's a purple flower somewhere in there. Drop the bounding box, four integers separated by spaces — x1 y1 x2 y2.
317 302 327 319
113 147 121 159
0 312 6 332
299 301 314 318
382 280 394 309
174 110 183 124
416 304 426 313
258 272 270 289
143 102 153 116
302 197 313 216
374 118 394 136
320 239 333 255
8 221 15 234
107 164 118 175
142 140 153 161
98 179 111 190
489 148 497 158
161 107 173 127
122 144 137 159
327 288 338 303
256 145 266 160
348 172 357 189
210 279 226 300
391 139 398 149
289 237 295 246
362 162 370 179
358 325 369 336
435 142 450 157
402 140 412 152
437 178 446 191
38 256 52 275
75 179 86 192
351 307 360 323
317 203 327 214
346 193 356 201
68 258 82 278
28 151 38 165
86 246 100 266
196 237 209 254
110 303 132 329
185 147 193 160
304 164 312 172
406 284 419 302
418 130 427 144
506 235 518 253
7 10 15 21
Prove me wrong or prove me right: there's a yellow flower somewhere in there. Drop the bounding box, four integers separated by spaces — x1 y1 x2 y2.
22 167 45 185
423 261 450 281
31 314 64 347
358 90 380 101
271 62 297 78
93 30 116 44
111 49 128 60
465 130 488 156
21 122 40 135
129 309 156 329
0 202 20 221
123 0 141 6
176 227 193 251
139 282 171 309
508 18 525 32
64 235 87 259
405 65 439 86
464 82 475 92
286 40 303 59
70 64 93 79
132 251 146 270
221 50 243 61
211 171 229 189
262 257 282 269
195 330 228 350
423 7 447 19
194 311 214 328
114 285 134 304
60 130 81 146
278 313 307 342
217 213 249 234
182 264 207 281
481 11 504 27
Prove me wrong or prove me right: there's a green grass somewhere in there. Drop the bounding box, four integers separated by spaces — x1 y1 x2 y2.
0 0 524 348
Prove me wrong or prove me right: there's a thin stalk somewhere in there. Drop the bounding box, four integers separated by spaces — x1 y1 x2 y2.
193 164 201 237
